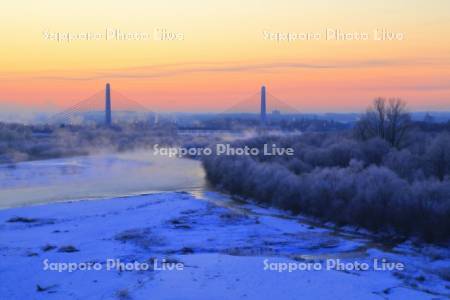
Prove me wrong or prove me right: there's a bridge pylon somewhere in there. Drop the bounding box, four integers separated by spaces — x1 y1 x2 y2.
105 83 112 125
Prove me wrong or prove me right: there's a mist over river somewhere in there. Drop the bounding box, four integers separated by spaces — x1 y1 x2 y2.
0 151 206 209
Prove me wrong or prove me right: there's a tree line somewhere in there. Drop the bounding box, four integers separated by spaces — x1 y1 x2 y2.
203 98 450 242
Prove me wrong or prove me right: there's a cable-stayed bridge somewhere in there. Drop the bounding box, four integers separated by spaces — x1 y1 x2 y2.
50 84 155 125
50 84 299 125
221 89 299 115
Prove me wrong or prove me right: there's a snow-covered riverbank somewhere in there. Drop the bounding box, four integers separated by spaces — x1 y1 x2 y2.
0 191 449 299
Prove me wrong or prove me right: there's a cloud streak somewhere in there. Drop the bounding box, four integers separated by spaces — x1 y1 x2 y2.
0 58 446 81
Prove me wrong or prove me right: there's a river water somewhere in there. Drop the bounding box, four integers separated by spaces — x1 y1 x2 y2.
0 151 206 209
1 150 448 299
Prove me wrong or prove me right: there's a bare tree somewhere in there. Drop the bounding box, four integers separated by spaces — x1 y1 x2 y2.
355 98 411 147
374 98 387 139
386 98 411 147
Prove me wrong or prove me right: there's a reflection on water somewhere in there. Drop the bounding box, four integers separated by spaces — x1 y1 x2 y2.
0 151 206 209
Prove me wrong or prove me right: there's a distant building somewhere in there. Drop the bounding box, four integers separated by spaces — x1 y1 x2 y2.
272 110 281 115
423 113 435 123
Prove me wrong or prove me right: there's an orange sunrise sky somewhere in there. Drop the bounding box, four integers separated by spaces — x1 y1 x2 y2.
1 0 450 112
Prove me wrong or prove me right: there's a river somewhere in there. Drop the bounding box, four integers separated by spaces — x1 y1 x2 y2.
0 151 206 209
0 151 448 299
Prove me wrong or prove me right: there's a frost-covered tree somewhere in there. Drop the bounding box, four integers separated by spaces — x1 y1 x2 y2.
355 98 411 147
426 133 450 181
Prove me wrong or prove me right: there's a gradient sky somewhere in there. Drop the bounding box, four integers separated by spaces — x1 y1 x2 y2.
1 0 450 112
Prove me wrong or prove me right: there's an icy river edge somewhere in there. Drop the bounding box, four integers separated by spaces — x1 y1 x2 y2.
0 152 449 299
